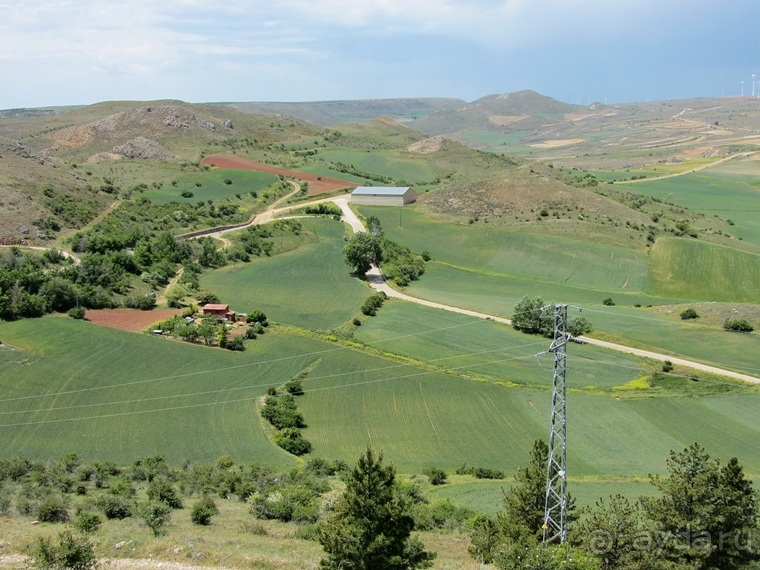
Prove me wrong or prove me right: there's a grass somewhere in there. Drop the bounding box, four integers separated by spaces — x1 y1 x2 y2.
354 300 646 391
199 218 370 331
358 206 650 294
648 237 760 301
143 168 279 204
304 148 442 183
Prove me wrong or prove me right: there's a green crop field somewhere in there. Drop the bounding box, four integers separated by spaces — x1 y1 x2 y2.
200 218 370 331
0 317 323 465
358 206 649 294
143 168 278 204
310 149 441 183
354 301 645 391
649 237 760 301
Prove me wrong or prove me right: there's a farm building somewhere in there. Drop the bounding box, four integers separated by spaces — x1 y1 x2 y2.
202 303 236 321
350 186 416 206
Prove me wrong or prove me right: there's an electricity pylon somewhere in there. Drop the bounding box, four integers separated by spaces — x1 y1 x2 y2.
542 303 569 544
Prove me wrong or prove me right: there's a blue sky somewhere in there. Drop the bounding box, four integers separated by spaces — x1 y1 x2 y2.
2 0 759 109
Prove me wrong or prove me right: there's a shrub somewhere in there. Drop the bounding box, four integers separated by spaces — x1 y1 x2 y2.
246 309 268 326
662 360 674 373
680 308 699 320
97 495 132 519
124 295 156 311
422 467 447 485
139 500 172 537
473 467 505 480
73 511 102 534
67 306 87 320
261 395 305 429
284 378 304 395
226 336 245 351
602 297 615 306
361 292 387 316
191 496 218 526
30 530 97 570
147 478 183 509
724 319 754 333
274 428 312 456
352 317 361 326
567 316 592 336
36 496 70 523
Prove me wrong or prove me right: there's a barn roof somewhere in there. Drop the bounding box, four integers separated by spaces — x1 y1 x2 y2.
203 303 229 311
352 186 411 196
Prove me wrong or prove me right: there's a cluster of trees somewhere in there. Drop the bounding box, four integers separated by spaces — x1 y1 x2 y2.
158 312 245 351
342 230 426 286
467 441 759 570
303 203 342 220
261 373 311 455
511 296 593 338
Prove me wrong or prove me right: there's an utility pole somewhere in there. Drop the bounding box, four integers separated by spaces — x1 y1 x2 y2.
542 303 569 544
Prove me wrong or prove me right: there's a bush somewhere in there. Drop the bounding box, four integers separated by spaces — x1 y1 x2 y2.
724 319 754 333
284 378 304 395
67 306 87 320
246 309 268 326
139 500 172 537
422 467 447 485
73 511 102 533
361 292 387 316
274 428 312 456
30 530 97 570
226 336 245 351
124 295 156 311
36 496 70 523
261 395 305 429
512 296 551 335
147 478 183 509
680 307 699 320
191 496 218 526
567 316 592 336
97 495 132 519
602 297 615 306
662 360 674 373
473 467 505 480
352 317 361 326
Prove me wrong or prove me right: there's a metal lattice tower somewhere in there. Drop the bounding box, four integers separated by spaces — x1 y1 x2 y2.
543 303 569 544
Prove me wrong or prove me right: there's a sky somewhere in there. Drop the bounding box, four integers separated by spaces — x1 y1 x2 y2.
2 0 760 109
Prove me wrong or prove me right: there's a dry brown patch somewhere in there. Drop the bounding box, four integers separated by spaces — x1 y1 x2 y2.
406 136 446 154
85 308 183 333
528 138 584 149
488 114 529 126
202 155 356 196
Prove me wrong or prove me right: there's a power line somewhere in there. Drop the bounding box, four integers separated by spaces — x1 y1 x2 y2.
0 352 542 428
0 340 548 417
0 319 486 404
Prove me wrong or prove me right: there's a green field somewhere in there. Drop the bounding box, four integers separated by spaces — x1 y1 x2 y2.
308 149 441 183
1 309 758 498
143 168 278 204
358 206 650 294
200 218 370 331
649 237 760 301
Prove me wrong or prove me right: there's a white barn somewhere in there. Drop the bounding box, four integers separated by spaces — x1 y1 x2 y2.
350 186 416 206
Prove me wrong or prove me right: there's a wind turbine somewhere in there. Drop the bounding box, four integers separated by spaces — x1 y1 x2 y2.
741 80 745 96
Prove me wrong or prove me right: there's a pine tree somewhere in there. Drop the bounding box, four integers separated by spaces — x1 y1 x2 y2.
641 443 759 570
319 447 435 570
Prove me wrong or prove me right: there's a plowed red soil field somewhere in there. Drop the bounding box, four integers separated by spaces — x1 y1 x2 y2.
202 154 357 195
85 309 183 333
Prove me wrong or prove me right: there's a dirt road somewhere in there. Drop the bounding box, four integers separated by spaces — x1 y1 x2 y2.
333 199 760 385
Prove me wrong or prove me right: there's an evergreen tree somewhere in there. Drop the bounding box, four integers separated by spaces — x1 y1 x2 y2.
499 440 555 542
641 443 759 570
319 447 435 570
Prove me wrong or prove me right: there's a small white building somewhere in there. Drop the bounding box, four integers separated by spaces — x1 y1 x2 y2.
350 186 416 206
